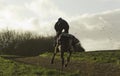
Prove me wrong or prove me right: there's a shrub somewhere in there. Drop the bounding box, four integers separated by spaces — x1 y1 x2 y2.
0 29 54 56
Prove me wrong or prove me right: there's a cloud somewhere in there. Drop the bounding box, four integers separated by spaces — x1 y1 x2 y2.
70 9 120 50
0 0 67 34
25 0 66 18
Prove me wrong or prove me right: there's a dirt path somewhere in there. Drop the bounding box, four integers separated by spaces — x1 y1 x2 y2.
3 56 120 76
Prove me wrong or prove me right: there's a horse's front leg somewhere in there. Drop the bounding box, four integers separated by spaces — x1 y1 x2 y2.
51 44 59 64
65 50 72 67
61 51 64 70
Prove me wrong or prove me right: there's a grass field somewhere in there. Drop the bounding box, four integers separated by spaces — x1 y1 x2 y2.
0 56 78 76
1 50 120 76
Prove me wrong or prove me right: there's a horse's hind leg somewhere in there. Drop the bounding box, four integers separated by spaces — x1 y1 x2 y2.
65 51 72 67
51 44 59 64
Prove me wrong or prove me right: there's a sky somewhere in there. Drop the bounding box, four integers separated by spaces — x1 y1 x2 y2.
0 0 120 51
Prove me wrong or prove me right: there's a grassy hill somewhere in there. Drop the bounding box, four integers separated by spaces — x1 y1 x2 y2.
1 50 120 76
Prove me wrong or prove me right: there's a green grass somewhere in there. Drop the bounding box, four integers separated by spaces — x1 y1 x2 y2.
40 50 120 66
39 50 120 76
1 50 120 76
0 56 80 76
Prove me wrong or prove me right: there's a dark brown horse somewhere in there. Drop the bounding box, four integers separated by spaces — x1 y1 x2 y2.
51 33 85 70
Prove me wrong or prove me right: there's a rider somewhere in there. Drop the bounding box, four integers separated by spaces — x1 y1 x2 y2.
54 17 70 46
54 17 69 37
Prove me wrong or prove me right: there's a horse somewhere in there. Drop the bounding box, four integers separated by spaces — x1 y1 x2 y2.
51 33 85 70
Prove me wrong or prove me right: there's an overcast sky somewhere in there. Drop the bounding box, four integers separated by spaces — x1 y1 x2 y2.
0 0 120 51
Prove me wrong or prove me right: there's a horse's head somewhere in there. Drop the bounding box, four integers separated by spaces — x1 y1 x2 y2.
73 42 85 52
